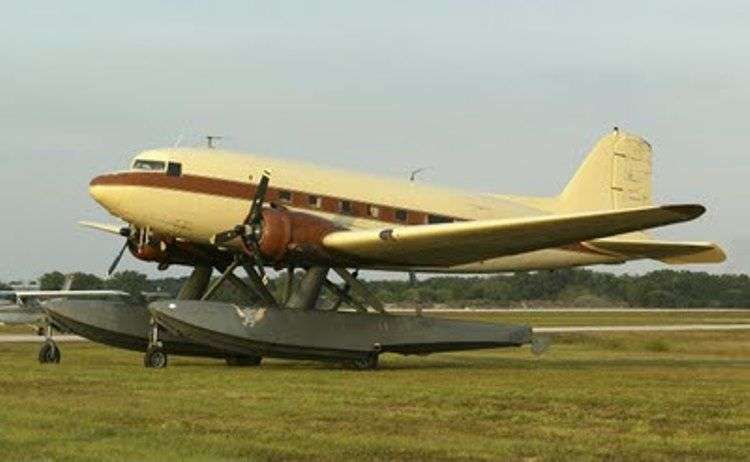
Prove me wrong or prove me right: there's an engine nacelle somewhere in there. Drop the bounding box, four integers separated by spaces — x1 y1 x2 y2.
132 242 167 262
129 236 215 268
257 208 340 264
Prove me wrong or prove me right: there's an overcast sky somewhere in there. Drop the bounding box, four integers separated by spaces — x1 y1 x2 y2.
1 1 748 281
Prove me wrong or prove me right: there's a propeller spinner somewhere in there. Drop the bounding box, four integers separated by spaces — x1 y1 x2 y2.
211 171 272 281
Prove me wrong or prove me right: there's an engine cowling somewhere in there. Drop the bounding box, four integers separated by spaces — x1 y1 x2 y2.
132 242 167 262
129 235 217 268
256 208 341 264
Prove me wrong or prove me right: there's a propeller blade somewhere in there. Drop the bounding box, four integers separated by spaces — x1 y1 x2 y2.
107 241 129 276
246 171 270 225
213 172 270 246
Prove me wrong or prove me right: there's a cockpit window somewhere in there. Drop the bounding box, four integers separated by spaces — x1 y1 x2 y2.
132 160 166 172
166 162 182 177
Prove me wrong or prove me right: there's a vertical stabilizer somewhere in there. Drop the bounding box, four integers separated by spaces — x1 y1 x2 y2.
559 129 652 212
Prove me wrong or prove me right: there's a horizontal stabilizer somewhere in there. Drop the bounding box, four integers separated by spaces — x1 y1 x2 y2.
322 204 706 267
589 239 726 264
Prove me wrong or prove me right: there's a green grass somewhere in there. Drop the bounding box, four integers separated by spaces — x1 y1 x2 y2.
0 312 749 461
0 324 40 334
430 309 750 326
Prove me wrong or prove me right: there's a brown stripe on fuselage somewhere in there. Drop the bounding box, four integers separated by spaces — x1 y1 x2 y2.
91 172 452 226
91 171 251 200
91 171 614 258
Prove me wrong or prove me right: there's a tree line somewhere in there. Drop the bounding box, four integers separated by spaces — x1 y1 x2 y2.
2 269 749 308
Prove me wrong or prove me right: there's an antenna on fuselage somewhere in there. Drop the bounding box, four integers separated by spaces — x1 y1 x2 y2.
409 167 431 182
206 135 223 149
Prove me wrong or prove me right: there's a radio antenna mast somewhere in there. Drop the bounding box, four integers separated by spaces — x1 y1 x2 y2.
409 167 431 182
206 135 223 149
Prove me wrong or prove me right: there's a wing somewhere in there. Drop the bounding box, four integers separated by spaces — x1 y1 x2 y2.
14 290 129 299
588 238 726 264
322 204 706 267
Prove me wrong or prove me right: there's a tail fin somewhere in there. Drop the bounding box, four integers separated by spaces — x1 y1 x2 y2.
559 128 652 212
560 129 726 264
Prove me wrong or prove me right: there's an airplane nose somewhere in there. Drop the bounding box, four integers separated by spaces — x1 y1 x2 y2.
89 175 122 213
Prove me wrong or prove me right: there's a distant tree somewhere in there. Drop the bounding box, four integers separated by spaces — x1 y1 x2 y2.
643 289 679 307
39 271 67 290
69 272 105 290
149 276 189 297
105 271 150 297
47 267 750 309
0 281 11 290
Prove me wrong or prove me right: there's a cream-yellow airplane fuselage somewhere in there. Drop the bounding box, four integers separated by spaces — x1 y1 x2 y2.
88 130 725 272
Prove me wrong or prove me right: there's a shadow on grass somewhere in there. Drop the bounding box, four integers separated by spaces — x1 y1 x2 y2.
156 354 750 374
13 341 748 374
378 357 750 372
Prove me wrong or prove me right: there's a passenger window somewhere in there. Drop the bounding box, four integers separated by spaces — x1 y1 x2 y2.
278 190 292 203
132 160 166 171
166 162 182 177
367 205 380 218
308 195 322 208
395 209 408 222
340 200 352 214
428 214 453 224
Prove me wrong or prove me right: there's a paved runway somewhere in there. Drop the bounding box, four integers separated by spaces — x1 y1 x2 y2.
535 324 750 333
1 323 749 343
0 335 86 343
389 308 750 313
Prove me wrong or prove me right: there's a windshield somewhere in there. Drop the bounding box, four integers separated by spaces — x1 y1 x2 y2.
132 160 166 172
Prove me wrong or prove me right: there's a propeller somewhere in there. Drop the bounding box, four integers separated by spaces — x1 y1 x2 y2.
107 242 128 276
107 226 133 277
211 171 271 282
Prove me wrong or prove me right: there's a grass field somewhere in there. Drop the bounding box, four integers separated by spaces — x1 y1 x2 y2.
1 311 749 461
431 309 750 326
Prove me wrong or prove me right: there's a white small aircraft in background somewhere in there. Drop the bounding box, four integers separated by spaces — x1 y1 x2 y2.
0 275 127 362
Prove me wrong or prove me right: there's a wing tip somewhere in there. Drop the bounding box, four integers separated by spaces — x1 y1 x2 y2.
660 243 727 264
662 204 706 221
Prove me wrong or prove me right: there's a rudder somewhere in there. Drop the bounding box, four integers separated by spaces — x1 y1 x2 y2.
559 129 652 212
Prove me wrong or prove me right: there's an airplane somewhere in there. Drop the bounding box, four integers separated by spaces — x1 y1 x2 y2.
0 275 128 363
50 128 724 369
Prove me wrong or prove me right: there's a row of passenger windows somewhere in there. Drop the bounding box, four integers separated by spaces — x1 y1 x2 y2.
130 161 455 225
276 189 453 224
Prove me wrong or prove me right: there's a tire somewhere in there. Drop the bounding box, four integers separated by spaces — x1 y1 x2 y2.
225 356 262 367
38 340 61 364
144 347 168 369
345 354 379 370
